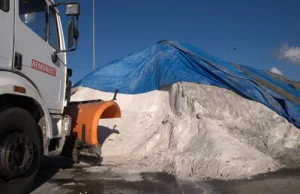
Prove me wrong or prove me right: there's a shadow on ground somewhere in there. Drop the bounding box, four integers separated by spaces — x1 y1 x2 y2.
30 125 120 193
30 155 300 194
47 172 185 194
32 166 212 194
30 156 75 193
207 168 300 194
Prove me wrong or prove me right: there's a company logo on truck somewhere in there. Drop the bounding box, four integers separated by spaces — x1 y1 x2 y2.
32 59 56 76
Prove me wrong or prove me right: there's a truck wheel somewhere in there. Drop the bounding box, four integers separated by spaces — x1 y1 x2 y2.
0 108 41 194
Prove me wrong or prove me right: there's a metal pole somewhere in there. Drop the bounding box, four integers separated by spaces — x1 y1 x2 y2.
92 0 95 70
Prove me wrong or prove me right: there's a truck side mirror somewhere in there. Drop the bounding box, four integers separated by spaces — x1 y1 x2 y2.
66 3 80 16
68 17 74 48
67 17 79 49
51 2 80 63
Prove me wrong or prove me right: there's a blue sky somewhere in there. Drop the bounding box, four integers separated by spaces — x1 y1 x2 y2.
60 0 300 83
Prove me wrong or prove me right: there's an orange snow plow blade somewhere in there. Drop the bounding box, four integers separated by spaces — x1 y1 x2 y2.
65 100 121 146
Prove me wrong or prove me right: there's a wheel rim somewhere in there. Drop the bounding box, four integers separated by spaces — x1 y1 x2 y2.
0 130 34 180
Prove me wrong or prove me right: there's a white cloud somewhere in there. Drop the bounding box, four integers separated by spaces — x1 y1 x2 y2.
270 67 283 76
279 44 300 65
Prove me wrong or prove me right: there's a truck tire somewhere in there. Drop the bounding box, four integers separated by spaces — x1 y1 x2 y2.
0 108 42 194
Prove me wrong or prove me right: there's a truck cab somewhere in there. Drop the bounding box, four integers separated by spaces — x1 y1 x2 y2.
1 0 71 111
0 1 121 193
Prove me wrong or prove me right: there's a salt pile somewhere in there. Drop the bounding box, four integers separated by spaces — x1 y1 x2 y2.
71 82 300 180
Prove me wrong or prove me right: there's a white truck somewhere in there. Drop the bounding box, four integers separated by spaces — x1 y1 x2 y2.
0 0 121 193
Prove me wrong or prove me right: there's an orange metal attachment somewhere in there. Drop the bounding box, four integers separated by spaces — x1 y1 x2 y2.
65 100 121 146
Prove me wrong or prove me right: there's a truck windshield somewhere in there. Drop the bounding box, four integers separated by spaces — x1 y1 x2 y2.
19 0 47 41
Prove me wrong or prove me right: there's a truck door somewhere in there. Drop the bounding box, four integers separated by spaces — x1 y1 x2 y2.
0 0 14 69
14 0 66 113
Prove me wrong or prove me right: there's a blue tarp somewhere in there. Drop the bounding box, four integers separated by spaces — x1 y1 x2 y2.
74 41 300 129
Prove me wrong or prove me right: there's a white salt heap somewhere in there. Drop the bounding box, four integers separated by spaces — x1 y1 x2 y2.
71 82 300 180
